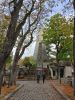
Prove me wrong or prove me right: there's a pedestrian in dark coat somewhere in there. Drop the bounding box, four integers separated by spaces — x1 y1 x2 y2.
42 72 46 84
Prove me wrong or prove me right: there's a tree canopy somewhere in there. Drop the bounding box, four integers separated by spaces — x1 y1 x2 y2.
43 13 73 61
19 56 36 68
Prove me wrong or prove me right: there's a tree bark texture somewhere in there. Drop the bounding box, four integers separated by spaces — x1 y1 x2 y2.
0 0 23 93
9 33 33 85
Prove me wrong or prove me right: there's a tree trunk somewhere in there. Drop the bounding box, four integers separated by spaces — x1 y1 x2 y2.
9 68 17 86
0 1 23 89
8 27 33 86
9 60 18 86
0 0 23 80
9 39 22 86
0 66 5 94
0 39 18 89
56 49 61 83
56 43 61 83
0 70 4 94
56 46 59 78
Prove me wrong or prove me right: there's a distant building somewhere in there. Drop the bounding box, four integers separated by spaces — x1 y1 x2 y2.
33 33 49 68
34 33 73 80
49 60 73 79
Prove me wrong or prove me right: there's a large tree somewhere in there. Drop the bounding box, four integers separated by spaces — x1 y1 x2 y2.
9 0 46 85
43 13 73 78
0 0 41 93
0 0 57 92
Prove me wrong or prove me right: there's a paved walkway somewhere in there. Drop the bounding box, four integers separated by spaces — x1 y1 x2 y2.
8 81 65 100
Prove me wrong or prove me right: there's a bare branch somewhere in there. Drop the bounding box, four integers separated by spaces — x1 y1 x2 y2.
15 0 35 35
19 33 33 58
19 25 37 58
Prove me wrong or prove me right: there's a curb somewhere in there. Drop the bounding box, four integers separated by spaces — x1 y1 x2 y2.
51 83 71 100
4 84 24 100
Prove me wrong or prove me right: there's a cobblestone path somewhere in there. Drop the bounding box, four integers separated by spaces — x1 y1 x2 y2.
8 81 64 100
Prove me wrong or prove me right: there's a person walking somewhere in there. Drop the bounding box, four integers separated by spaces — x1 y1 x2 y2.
42 71 46 84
